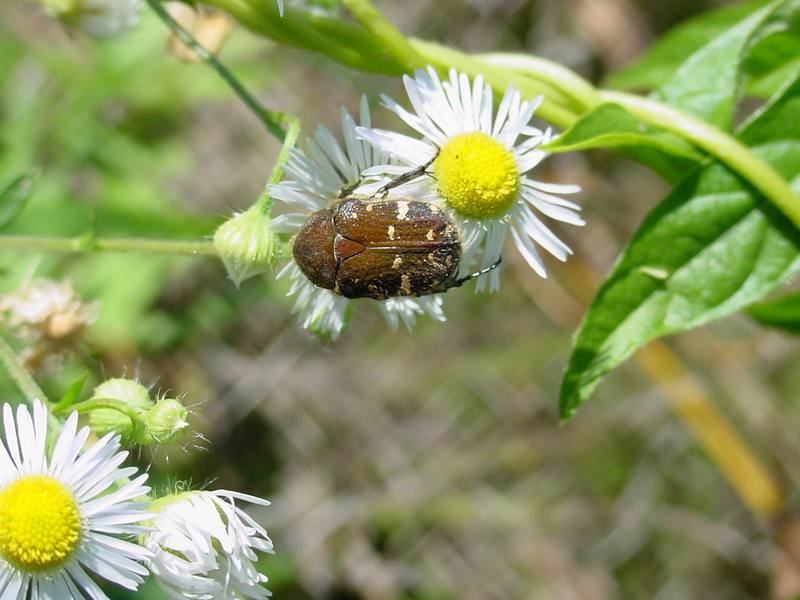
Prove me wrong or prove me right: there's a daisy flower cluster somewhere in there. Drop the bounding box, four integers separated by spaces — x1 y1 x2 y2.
0 399 275 599
265 67 582 338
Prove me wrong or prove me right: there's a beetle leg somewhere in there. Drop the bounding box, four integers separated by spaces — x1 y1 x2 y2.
417 256 502 296
374 151 440 198
336 179 362 199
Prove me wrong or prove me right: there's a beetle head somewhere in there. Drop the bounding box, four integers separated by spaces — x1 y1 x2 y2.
293 208 337 290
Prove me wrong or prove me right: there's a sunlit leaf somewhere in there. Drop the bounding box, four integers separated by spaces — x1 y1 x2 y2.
653 1 781 130
559 69 800 420
605 0 771 90
543 103 704 181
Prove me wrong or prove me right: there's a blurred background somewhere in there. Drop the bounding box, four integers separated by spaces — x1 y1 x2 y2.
2 0 800 598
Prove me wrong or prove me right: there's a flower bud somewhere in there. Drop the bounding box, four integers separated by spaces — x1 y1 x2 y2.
38 0 142 38
213 206 278 287
141 398 189 445
88 378 153 442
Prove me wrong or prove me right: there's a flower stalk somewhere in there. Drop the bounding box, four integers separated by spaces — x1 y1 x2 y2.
0 333 49 406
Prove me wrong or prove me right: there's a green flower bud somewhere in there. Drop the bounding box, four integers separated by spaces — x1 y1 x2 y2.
213 206 278 288
88 378 153 442
141 398 189 445
38 0 142 38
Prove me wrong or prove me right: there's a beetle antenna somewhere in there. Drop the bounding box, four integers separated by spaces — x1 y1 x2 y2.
373 151 440 198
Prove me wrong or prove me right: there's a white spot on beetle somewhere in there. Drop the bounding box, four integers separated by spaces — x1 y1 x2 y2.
427 253 435 264
397 201 409 220
366 203 373 212
400 274 412 294
388 225 396 240
426 229 435 241
392 256 403 269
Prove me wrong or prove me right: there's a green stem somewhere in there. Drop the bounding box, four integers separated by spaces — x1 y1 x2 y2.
411 40 578 129
478 52 603 112
256 114 302 214
601 90 800 228
341 0 425 70
145 0 287 141
238 0 394 73
0 235 218 256
52 398 140 421
0 334 49 405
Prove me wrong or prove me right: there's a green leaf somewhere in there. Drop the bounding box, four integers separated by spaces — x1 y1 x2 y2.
54 373 89 412
749 292 800 332
543 103 704 181
606 0 771 90
559 69 800 420
0 172 37 229
653 2 781 130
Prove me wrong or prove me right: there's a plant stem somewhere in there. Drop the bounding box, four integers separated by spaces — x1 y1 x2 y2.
601 90 800 228
341 0 425 70
479 52 603 112
145 0 287 141
0 334 48 405
256 114 302 214
0 235 217 256
411 40 579 129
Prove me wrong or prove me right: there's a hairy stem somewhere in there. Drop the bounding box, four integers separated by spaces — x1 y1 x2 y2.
145 0 287 141
342 0 425 70
0 334 49 405
0 235 217 256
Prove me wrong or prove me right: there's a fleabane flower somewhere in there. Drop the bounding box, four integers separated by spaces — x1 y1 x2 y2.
38 0 142 37
0 278 98 344
269 97 445 339
0 400 152 599
358 67 584 291
145 489 274 599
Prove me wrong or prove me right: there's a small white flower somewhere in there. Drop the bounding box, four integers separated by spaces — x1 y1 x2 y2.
0 400 152 599
358 66 584 291
146 489 274 600
0 278 98 342
269 97 445 339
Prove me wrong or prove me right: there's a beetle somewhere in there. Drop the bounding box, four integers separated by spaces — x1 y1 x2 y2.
292 194 500 300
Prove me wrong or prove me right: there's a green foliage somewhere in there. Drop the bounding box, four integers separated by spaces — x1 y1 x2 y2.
749 291 800 331
652 2 780 130
606 0 800 99
606 0 771 90
543 103 702 181
559 65 800 418
0 173 36 229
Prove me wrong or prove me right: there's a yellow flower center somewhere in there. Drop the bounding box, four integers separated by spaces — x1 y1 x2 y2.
433 132 520 219
0 475 81 571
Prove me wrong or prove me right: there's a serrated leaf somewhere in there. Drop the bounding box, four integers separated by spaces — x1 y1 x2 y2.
559 70 800 420
0 173 37 229
606 0 771 90
543 103 704 181
749 292 800 332
653 1 781 130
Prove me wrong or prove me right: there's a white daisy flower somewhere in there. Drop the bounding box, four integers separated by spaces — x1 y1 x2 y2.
146 489 274 600
269 97 445 339
0 400 152 599
357 66 584 291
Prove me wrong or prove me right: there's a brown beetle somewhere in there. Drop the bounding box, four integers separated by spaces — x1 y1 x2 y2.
292 194 499 300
